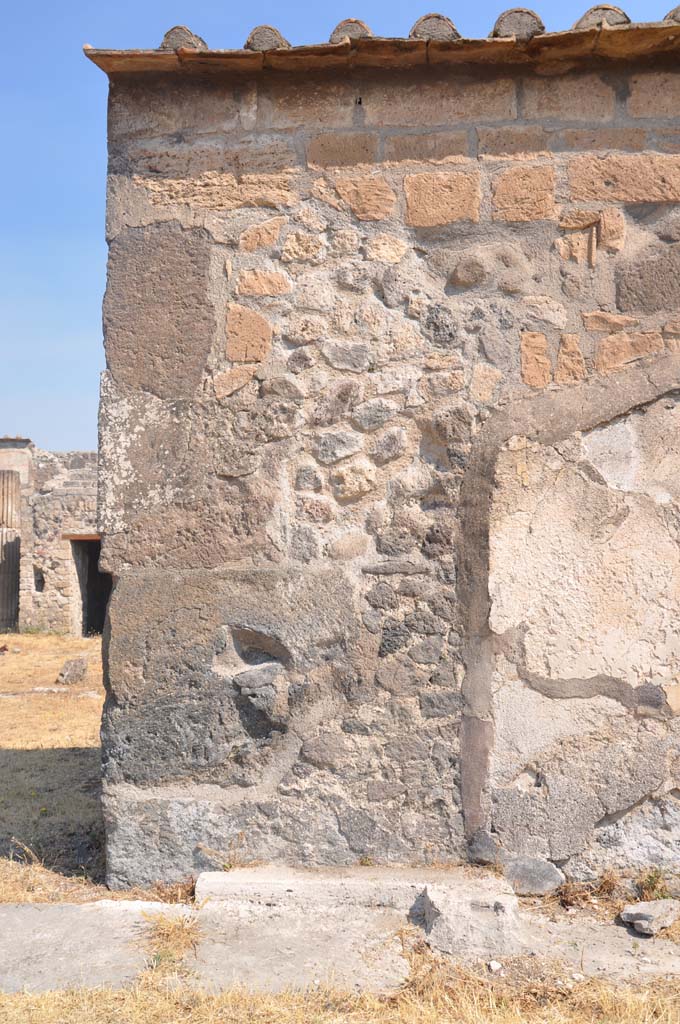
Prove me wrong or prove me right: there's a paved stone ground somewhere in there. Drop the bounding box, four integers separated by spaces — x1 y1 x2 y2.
1 868 679 993
0 901 163 991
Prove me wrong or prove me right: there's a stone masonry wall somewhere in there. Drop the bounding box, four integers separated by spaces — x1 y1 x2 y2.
0 442 98 634
24 450 99 634
100 59 680 886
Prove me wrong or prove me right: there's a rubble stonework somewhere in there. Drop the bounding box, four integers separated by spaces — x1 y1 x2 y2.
0 439 101 634
90 12 680 887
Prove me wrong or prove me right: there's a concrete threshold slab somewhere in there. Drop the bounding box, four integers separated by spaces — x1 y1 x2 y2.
188 866 521 993
195 863 490 904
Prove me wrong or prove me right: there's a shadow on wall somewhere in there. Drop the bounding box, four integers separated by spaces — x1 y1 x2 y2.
0 747 104 878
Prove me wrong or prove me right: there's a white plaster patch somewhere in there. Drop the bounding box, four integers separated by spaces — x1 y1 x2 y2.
490 667 626 789
581 419 638 493
582 399 680 504
489 401 680 685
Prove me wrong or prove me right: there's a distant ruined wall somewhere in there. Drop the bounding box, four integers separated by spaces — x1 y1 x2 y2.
0 441 98 634
96 19 680 887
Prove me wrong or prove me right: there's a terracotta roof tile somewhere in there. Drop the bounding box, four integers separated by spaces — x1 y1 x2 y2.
83 10 680 74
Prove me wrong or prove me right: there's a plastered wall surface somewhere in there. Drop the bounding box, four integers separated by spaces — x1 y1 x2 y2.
98 49 680 887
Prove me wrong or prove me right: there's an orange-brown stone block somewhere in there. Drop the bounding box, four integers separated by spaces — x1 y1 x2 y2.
239 217 286 252
477 125 549 157
569 154 680 203
335 175 397 221
597 208 626 253
596 332 664 373
555 334 587 385
559 128 646 153
492 164 555 222
363 78 516 127
214 365 257 397
226 303 273 362
404 171 480 227
582 311 639 333
521 331 552 388
383 131 468 163
237 270 292 296
627 72 680 119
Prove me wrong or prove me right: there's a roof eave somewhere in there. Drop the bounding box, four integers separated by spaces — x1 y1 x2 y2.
83 23 680 76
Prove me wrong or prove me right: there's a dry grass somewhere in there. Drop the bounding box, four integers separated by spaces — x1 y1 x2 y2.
142 911 200 975
0 632 103 700
553 869 628 920
0 962 678 1024
0 854 194 906
636 867 672 902
0 633 194 904
0 633 105 883
661 917 680 944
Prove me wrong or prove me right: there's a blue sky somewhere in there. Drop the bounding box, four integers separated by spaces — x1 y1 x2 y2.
0 1 660 450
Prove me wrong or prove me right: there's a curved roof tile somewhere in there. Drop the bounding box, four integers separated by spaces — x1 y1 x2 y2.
329 19 373 43
159 26 206 50
244 25 290 51
491 9 545 40
409 14 461 41
573 5 630 29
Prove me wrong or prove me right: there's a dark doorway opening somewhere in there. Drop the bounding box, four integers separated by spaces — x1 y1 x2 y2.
0 470 21 631
0 533 20 631
71 539 112 636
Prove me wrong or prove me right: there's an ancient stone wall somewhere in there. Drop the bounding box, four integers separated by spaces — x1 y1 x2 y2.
96 23 680 887
0 440 98 634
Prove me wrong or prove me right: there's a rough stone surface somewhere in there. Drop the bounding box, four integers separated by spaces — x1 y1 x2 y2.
621 900 680 936
616 244 680 314
104 223 217 399
555 333 586 384
307 133 378 168
237 269 291 296
57 657 89 685
414 877 521 956
239 216 286 251
569 154 680 202
595 331 663 372
98 55 680 885
226 303 273 362
523 75 615 122
503 856 566 896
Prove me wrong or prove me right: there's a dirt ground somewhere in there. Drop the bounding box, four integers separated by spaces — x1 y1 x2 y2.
0 634 192 904
2 966 680 1024
0 633 105 888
